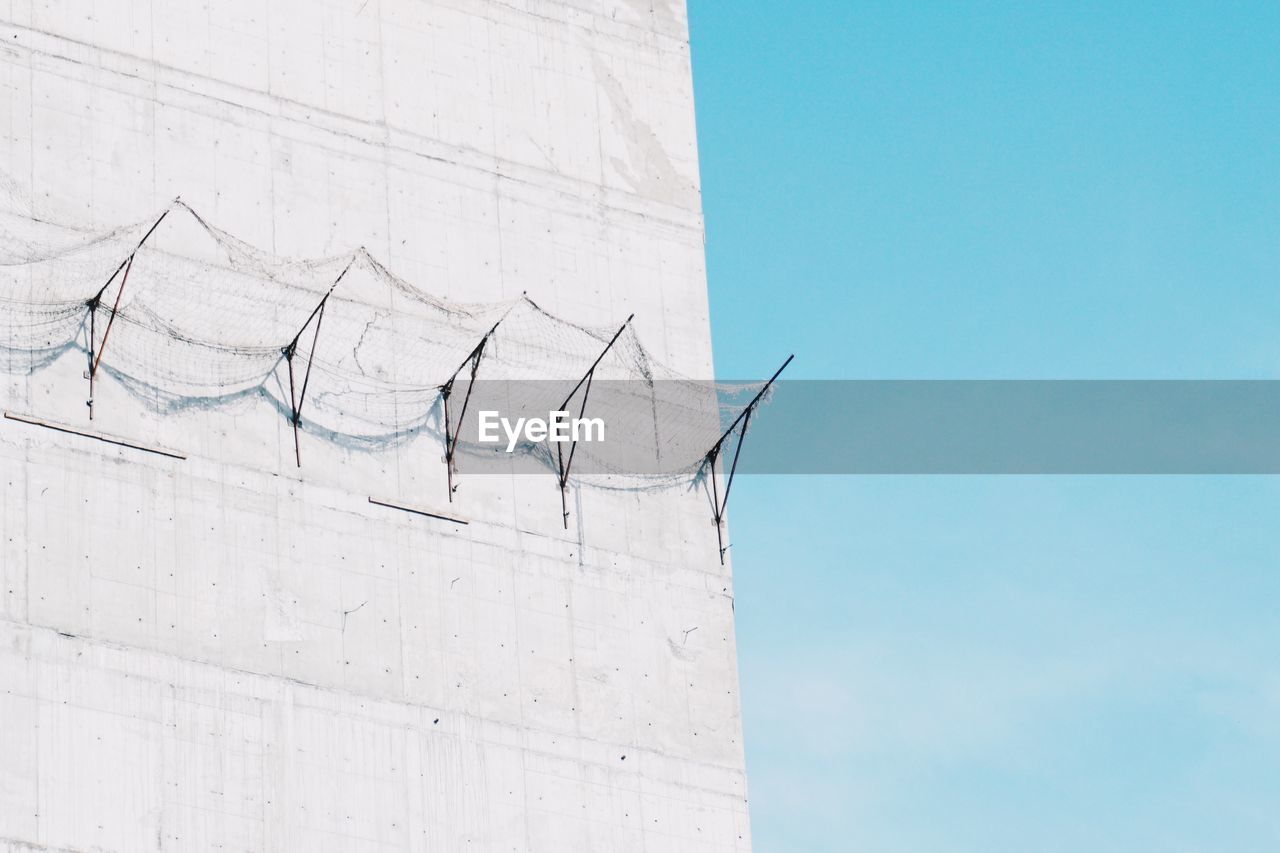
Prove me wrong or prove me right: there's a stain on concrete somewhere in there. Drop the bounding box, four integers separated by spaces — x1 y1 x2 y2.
591 51 697 210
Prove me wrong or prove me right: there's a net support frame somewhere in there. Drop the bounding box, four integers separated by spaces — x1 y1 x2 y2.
704 354 793 564
281 257 354 467
554 314 634 529
85 203 175 420
439 318 502 502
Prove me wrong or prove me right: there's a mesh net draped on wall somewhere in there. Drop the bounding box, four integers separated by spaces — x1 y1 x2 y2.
0 198 775 490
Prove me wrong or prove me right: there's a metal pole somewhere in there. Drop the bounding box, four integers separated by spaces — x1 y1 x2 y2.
84 204 174 420
279 258 353 468
718 407 751 525
705 354 793 460
293 298 327 418
553 314 633 529
286 352 301 468
439 319 503 502
442 391 454 500
555 315 634 414
702 354 794 563
90 254 134 379
87 301 97 419
709 448 724 562
558 370 594 528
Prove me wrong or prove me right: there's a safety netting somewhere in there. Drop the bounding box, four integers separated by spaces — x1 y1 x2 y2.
0 199 776 490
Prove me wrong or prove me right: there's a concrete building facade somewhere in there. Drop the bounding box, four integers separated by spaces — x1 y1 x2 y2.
0 1 751 851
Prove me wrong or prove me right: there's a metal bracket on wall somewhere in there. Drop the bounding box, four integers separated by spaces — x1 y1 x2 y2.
554 314 633 529
704 354 793 564
281 258 353 467
439 319 502 502
85 203 175 421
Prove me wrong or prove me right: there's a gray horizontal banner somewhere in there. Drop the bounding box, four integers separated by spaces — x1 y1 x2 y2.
446 380 1280 476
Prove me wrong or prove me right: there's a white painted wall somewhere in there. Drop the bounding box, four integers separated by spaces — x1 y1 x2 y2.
0 1 751 850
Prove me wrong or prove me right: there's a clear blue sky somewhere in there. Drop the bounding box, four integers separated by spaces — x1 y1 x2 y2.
688 3 1280 851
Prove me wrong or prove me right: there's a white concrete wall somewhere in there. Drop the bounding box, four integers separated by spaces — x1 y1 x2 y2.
0 1 751 851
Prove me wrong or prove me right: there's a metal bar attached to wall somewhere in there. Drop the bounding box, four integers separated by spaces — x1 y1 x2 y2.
439 319 502 502
281 258 354 467
555 314 633 529
85 204 174 420
704 354 793 564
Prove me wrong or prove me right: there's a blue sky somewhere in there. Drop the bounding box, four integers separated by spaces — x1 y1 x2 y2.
688 2 1280 851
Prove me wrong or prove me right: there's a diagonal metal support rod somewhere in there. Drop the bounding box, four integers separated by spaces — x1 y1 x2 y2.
705 354 793 564
439 319 502 502
282 258 354 467
85 204 175 420
556 314 634 529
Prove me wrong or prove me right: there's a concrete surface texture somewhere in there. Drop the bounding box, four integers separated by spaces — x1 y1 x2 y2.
0 1 751 851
